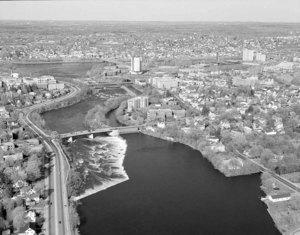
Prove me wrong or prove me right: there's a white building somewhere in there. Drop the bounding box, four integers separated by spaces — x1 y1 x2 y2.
148 77 179 90
127 96 149 112
243 49 255 61
243 49 266 62
131 56 142 74
268 193 291 202
256 53 266 62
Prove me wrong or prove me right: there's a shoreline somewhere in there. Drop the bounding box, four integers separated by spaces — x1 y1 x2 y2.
140 129 260 177
74 176 129 201
1 59 103 65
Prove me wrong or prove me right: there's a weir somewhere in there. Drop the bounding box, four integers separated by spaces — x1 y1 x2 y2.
72 135 129 201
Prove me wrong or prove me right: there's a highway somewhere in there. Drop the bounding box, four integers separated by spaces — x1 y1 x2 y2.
20 83 80 235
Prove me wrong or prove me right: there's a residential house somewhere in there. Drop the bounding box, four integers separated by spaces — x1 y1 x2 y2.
1 142 15 152
25 211 36 223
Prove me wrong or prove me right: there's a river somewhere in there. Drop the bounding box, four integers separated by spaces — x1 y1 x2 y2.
42 95 281 235
13 62 99 79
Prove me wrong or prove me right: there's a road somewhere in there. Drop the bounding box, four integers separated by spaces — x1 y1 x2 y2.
236 150 300 193
20 83 80 235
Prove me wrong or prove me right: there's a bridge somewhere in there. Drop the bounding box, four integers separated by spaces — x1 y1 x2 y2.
60 125 145 142
88 81 134 88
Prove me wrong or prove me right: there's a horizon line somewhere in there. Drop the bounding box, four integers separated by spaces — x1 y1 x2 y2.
1 19 300 24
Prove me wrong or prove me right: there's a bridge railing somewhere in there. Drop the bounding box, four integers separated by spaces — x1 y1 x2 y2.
60 125 146 138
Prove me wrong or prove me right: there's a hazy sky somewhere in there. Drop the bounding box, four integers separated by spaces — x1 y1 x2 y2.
0 0 300 22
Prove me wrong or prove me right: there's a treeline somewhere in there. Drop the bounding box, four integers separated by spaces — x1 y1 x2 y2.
144 123 259 177
66 168 84 235
35 87 93 114
84 96 129 129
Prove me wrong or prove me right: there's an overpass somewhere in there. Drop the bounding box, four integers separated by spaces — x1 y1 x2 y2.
60 125 145 142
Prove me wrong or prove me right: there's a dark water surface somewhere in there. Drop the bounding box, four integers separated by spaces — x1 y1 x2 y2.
77 134 280 235
43 96 103 133
14 62 98 78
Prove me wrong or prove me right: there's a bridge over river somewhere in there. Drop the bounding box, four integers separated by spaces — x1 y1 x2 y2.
60 125 145 142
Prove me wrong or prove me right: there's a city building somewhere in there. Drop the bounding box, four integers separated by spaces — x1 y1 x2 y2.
23 75 65 91
243 48 266 62
256 52 266 62
148 77 179 90
243 49 255 61
130 56 142 74
33 75 56 89
147 109 173 121
127 96 149 112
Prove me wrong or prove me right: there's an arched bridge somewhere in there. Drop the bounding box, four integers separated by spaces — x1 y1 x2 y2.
60 125 145 142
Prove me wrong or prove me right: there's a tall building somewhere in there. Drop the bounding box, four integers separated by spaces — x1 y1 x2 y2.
131 56 142 74
242 49 255 61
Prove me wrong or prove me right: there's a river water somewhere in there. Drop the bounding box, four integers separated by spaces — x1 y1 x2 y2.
42 96 280 235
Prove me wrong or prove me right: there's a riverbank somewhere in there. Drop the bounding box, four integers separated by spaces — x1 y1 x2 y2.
84 95 130 129
260 172 300 235
141 129 260 177
1 59 103 65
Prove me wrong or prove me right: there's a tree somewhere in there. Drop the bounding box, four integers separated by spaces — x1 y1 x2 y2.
12 206 25 230
249 145 264 158
2 198 14 222
67 169 84 197
0 217 6 230
33 180 45 196
14 197 23 207
201 105 210 116
26 155 41 182
261 149 274 167
4 167 19 183
69 204 80 233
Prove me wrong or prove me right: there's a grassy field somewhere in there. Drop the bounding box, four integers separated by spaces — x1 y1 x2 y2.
265 195 300 235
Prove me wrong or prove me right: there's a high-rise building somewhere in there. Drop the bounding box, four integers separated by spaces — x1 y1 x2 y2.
242 49 255 61
131 56 142 74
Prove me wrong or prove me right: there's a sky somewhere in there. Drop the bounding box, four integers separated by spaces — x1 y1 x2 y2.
0 0 300 22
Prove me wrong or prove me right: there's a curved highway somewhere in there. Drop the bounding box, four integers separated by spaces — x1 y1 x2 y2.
20 83 81 235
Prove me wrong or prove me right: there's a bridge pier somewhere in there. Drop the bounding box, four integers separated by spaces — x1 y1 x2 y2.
88 134 94 139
